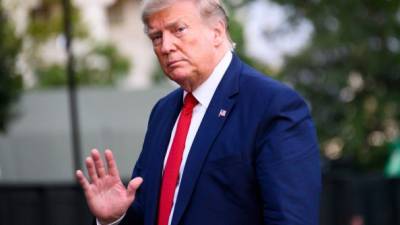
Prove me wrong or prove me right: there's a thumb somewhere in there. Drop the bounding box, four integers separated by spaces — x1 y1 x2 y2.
127 177 143 199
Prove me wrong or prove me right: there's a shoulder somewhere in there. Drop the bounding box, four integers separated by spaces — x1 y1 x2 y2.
237 60 307 112
152 88 182 110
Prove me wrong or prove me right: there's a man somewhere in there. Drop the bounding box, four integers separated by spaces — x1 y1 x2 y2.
76 0 321 224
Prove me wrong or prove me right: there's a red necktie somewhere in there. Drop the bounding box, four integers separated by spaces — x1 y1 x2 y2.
158 93 198 225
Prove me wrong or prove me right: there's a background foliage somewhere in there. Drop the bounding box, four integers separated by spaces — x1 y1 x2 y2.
0 3 22 133
25 0 130 87
265 0 400 171
36 44 130 87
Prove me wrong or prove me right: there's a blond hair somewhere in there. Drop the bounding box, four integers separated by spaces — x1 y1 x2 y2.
141 0 234 48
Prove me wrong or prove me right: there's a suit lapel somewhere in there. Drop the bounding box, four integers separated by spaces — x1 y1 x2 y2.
145 90 183 225
171 54 242 225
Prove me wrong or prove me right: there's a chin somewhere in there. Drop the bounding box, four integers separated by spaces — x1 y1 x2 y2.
167 69 192 83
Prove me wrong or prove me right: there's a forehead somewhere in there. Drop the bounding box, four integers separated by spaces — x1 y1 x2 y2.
146 1 202 30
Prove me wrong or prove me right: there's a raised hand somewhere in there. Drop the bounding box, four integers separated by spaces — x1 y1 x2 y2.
76 149 143 225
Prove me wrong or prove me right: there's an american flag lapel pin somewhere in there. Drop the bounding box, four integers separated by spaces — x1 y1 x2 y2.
218 109 227 118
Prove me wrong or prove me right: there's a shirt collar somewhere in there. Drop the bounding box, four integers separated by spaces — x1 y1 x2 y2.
184 51 233 108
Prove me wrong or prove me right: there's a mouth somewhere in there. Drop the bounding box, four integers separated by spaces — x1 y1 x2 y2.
167 59 185 68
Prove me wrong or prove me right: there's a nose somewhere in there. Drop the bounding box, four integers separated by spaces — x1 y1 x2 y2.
160 32 176 54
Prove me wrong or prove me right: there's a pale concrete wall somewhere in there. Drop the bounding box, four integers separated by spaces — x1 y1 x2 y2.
0 86 175 183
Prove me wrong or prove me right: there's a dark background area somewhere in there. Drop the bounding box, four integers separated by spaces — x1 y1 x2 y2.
2 172 400 225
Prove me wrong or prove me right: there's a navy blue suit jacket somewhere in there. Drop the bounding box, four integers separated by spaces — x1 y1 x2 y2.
120 54 321 225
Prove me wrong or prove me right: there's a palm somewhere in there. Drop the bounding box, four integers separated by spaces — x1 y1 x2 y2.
86 175 131 219
76 149 143 224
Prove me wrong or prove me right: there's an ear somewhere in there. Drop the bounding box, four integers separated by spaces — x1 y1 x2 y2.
211 20 226 47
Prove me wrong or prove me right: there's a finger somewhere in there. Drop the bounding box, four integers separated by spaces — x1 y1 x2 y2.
86 156 98 183
91 149 106 178
127 177 143 198
75 170 91 192
105 149 120 177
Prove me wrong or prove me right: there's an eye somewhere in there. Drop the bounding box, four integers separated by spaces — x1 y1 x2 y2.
175 25 187 36
150 34 162 46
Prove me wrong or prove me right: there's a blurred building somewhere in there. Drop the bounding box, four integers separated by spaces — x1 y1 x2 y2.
2 0 157 89
0 86 173 183
76 0 157 89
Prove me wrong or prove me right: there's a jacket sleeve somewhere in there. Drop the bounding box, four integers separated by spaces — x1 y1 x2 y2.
255 87 321 225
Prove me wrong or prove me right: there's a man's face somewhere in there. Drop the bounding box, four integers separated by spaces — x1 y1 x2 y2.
146 1 219 90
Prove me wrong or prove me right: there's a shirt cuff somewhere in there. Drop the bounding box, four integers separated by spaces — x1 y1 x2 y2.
96 214 125 225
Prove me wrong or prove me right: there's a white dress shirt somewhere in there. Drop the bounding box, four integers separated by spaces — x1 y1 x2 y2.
98 51 233 225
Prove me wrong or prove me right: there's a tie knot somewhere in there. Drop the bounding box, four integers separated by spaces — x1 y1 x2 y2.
183 93 198 112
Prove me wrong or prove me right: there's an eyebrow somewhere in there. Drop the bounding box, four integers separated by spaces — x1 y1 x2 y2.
147 19 185 36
